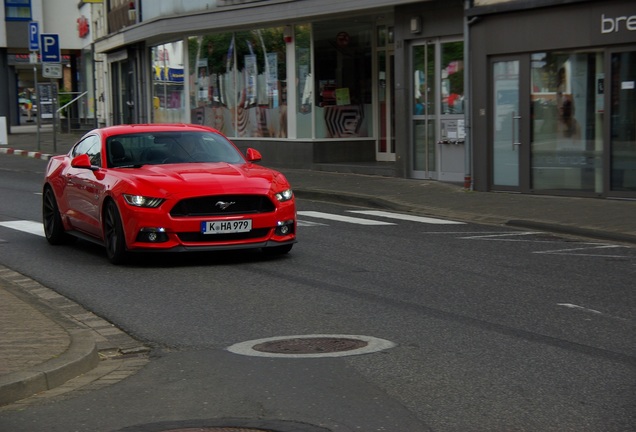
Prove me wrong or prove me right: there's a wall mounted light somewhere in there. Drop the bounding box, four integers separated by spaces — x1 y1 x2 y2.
410 16 422 34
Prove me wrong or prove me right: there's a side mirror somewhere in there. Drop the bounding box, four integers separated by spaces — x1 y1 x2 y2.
71 154 97 170
245 148 262 162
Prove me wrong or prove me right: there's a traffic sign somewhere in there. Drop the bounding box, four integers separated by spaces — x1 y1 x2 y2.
43 64 63 79
40 33 60 63
29 22 39 51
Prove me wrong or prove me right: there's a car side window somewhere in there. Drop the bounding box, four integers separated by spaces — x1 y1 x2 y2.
72 135 102 167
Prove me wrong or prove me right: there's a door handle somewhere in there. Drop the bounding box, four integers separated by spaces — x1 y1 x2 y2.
512 111 521 150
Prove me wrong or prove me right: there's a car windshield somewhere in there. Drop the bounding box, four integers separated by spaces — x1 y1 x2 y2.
106 131 245 168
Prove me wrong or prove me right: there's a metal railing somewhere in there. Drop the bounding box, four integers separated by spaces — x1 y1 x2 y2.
57 91 88 134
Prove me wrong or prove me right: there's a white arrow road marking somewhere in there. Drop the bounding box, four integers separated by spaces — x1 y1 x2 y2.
348 210 465 224
0 220 44 237
297 211 395 225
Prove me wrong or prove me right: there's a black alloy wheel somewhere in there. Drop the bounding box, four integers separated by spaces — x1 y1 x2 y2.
104 200 128 264
42 186 75 245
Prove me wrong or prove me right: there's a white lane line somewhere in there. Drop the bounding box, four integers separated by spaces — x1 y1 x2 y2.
459 232 540 239
297 220 327 227
535 244 630 257
348 210 465 225
0 220 44 237
557 303 630 322
297 211 395 226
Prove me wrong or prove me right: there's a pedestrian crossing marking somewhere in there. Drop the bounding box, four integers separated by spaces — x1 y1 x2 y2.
0 220 44 237
348 210 465 225
297 211 395 225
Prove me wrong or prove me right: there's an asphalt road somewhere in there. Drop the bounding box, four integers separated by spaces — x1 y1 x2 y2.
1 154 635 431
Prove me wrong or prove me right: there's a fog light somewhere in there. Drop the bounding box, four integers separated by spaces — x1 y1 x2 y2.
275 220 295 236
137 227 168 243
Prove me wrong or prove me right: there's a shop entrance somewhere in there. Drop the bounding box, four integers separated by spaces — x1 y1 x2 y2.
490 56 530 191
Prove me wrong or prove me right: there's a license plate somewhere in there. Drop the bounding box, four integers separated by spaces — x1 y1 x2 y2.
201 219 252 234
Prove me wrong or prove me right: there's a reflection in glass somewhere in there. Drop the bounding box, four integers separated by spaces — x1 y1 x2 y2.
152 41 187 124
296 24 312 139
441 41 464 114
530 51 603 192
611 51 636 192
312 20 372 138
493 60 519 187
187 28 287 138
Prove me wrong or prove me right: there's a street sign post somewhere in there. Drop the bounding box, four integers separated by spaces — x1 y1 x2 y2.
40 33 60 63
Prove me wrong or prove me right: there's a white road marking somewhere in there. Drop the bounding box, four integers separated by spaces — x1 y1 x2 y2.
557 303 630 322
297 220 327 227
534 244 626 257
459 232 540 239
348 210 465 224
0 220 44 237
297 211 395 225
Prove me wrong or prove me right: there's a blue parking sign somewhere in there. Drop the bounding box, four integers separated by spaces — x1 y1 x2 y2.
29 22 39 51
40 33 60 63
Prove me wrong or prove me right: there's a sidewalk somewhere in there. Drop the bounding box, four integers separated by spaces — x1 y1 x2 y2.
1 124 635 406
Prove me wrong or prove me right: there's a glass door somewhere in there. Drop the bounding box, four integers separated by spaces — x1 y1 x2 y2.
491 56 529 191
492 59 521 188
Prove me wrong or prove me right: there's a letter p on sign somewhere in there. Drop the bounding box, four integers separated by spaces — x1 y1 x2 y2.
40 33 60 63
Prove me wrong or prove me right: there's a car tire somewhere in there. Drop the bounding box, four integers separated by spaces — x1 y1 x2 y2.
42 186 75 245
263 244 293 255
104 200 128 264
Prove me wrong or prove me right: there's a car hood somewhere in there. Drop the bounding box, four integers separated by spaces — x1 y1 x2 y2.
115 162 286 197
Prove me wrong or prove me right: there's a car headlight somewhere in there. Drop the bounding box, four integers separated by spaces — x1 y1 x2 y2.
275 188 293 202
123 194 165 208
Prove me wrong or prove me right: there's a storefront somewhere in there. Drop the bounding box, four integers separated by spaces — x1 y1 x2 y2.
96 0 467 179
470 0 636 198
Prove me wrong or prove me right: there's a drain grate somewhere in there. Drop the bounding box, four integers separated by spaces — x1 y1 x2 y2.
253 337 368 354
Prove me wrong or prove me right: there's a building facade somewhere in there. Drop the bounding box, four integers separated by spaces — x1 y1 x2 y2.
1 0 98 131
3 0 633 200
94 0 468 182
469 0 635 199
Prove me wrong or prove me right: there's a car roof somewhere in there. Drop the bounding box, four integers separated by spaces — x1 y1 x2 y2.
85 124 222 140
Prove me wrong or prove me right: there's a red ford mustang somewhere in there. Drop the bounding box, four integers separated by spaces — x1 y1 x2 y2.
42 124 296 264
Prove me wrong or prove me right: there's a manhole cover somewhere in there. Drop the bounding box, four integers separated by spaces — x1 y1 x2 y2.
164 429 270 431
253 337 367 354
227 334 396 358
163 429 270 431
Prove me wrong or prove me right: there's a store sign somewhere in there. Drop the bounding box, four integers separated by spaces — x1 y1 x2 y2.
77 16 89 38
601 13 636 33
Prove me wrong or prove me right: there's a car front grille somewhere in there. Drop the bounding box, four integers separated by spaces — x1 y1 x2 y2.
170 195 275 217
177 228 271 242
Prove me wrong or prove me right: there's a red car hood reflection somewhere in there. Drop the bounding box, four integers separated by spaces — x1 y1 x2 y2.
116 163 278 196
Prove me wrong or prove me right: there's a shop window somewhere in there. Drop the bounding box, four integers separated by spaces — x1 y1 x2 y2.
312 20 372 138
296 24 312 139
188 27 287 138
151 41 186 124
5 0 30 21
610 51 636 192
441 41 464 114
530 51 604 192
